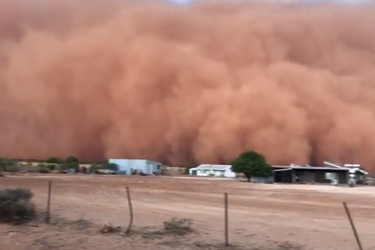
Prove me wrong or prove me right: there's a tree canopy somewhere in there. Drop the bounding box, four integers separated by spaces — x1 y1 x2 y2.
231 151 273 181
65 156 79 164
106 163 119 172
46 157 62 164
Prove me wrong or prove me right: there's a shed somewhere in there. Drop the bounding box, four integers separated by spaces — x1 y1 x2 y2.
189 164 235 178
273 161 368 185
108 159 162 175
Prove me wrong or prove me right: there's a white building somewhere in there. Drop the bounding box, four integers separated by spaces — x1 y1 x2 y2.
189 164 236 178
108 159 162 175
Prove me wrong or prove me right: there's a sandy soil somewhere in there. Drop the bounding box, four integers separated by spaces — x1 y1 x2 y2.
1 174 375 250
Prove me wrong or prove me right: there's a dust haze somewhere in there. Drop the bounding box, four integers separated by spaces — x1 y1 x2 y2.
1 0 375 170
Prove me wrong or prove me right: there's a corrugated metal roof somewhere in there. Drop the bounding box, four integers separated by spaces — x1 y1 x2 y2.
195 164 231 170
273 161 369 175
272 165 292 168
193 161 368 175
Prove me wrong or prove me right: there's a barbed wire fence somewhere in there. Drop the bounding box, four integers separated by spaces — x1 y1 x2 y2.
40 181 365 250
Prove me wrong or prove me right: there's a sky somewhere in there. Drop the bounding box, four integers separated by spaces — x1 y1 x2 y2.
2 0 375 170
165 0 372 4
164 0 192 4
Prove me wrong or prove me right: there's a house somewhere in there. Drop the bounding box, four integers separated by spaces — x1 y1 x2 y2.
108 159 162 175
189 164 236 178
273 161 368 185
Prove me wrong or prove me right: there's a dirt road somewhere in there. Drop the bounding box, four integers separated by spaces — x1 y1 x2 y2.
1 175 375 250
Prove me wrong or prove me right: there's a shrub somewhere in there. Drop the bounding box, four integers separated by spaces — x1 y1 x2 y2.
99 222 120 234
58 163 79 173
107 163 119 172
58 164 69 173
4 161 20 173
163 217 193 235
0 188 33 201
81 166 88 174
37 163 50 173
182 167 193 175
89 164 99 173
46 157 61 164
0 188 36 224
0 158 13 171
47 164 56 171
67 163 79 173
65 156 79 164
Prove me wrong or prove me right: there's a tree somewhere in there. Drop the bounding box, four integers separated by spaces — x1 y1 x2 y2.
65 156 79 164
58 164 69 173
46 157 62 164
37 163 50 174
3 160 20 173
63 156 79 173
89 164 99 173
0 158 5 171
0 158 17 172
107 163 119 172
46 164 56 171
231 151 273 182
81 166 88 174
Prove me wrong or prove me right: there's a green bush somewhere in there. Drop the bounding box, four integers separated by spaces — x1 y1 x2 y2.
109 163 118 172
81 166 88 174
65 156 79 164
36 163 50 173
46 157 62 164
89 164 99 173
0 158 14 171
0 188 36 224
58 164 69 173
163 217 193 235
58 163 79 173
183 167 193 175
0 188 33 201
4 161 20 173
47 164 56 171
69 163 80 173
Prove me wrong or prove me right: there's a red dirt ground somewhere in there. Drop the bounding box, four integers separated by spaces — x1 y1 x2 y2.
1 175 375 250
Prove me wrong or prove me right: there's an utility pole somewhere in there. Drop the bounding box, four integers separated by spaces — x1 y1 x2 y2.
351 144 356 165
348 144 357 188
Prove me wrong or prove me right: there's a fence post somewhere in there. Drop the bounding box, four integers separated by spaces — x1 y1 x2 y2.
224 192 229 246
125 186 134 233
343 202 363 250
46 180 52 224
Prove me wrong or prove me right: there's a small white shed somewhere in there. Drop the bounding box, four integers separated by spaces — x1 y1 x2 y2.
189 164 236 178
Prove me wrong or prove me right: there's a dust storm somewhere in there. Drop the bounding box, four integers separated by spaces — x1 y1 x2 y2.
1 0 375 170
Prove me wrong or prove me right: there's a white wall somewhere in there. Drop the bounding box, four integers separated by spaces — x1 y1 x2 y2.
189 168 235 178
224 169 236 178
198 169 210 176
109 159 130 174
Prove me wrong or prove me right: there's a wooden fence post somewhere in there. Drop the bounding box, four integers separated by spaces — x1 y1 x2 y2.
46 180 52 224
126 186 134 233
224 192 229 246
343 202 363 250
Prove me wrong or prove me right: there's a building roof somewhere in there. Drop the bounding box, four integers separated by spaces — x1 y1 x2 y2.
192 161 368 174
273 161 368 175
193 164 231 171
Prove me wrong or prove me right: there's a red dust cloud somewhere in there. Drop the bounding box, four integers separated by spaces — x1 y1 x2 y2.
1 0 375 170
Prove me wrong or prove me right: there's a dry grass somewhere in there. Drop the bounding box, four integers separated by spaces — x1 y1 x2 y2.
99 222 121 234
163 217 194 235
